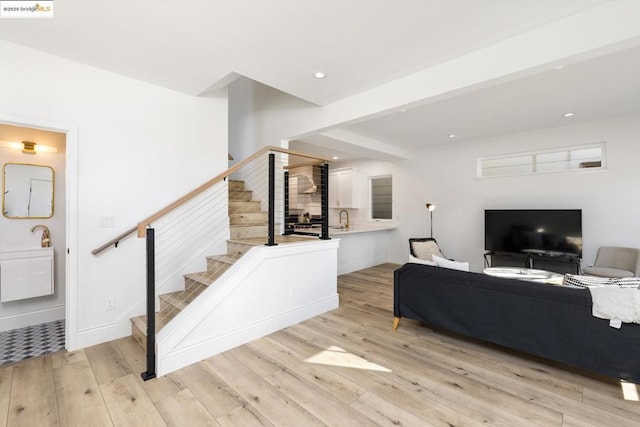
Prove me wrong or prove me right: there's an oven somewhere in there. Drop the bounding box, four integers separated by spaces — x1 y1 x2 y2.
285 215 324 236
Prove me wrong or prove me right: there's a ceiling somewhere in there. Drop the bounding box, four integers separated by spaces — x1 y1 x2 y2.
4 0 640 161
342 44 640 149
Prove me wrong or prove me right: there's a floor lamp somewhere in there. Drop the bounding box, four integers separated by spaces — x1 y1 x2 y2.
426 203 436 238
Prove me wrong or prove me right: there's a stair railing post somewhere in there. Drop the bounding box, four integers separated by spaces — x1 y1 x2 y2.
283 170 291 236
320 162 330 240
266 153 277 246
141 227 157 381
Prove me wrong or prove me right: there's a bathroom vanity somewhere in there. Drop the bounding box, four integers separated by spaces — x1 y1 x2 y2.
0 248 54 302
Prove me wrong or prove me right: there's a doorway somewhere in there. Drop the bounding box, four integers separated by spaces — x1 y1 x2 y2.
0 113 78 359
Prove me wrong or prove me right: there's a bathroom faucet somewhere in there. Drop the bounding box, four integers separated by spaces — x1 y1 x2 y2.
339 209 350 229
31 224 51 248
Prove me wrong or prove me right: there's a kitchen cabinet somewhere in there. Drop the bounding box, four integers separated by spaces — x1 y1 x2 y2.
329 169 361 208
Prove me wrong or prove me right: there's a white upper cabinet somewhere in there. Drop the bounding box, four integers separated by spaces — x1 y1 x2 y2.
329 169 361 208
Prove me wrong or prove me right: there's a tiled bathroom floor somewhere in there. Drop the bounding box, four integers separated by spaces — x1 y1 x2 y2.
0 319 65 366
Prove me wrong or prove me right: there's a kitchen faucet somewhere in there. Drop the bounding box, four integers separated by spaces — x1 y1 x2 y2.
339 209 350 229
31 224 51 248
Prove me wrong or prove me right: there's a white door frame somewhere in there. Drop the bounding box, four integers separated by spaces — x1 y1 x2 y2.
0 112 79 350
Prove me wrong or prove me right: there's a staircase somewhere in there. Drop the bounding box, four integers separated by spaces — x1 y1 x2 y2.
228 179 270 239
130 179 274 351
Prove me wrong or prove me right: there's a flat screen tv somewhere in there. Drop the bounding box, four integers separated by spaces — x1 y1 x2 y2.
485 209 582 257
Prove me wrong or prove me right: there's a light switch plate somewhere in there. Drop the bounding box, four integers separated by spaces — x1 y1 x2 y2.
100 216 115 228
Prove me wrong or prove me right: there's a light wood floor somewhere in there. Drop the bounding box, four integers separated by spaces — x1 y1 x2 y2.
2 263 639 426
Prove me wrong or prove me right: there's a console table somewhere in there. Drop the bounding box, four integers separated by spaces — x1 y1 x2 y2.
484 251 581 275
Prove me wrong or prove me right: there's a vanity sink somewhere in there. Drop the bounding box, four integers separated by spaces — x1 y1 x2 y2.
0 248 54 302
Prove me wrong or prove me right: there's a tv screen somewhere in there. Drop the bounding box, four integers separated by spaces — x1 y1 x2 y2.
485 209 582 257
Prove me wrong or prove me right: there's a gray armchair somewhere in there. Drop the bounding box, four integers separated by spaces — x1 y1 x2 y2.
583 246 640 278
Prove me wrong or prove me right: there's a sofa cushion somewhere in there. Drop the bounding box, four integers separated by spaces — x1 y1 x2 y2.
582 266 635 278
409 254 437 266
411 240 443 261
433 255 469 272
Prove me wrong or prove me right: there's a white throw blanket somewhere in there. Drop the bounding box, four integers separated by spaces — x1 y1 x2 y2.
589 287 640 327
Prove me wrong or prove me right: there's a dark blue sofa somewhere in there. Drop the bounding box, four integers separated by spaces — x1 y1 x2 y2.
393 263 640 383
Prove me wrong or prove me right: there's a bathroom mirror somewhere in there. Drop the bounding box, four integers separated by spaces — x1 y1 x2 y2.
2 163 54 219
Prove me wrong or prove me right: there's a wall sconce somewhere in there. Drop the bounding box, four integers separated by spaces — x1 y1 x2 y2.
22 141 37 154
426 203 436 238
0 140 58 154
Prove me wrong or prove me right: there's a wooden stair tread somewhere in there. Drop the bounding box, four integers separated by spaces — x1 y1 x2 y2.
229 213 269 226
228 191 253 202
206 254 239 265
131 309 174 336
132 174 311 353
228 200 261 212
228 180 245 191
160 288 206 312
184 268 229 286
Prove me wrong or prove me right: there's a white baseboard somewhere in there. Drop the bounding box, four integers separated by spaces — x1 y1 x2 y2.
0 305 65 332
75 320 130 349
157 295 339 376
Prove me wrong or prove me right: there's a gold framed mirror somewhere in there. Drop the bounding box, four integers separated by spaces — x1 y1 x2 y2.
2 163 55 219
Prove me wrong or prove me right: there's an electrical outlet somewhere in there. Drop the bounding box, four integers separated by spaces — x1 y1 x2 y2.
106 297 114 311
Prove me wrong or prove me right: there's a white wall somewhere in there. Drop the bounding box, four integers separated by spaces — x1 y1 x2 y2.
0 40 228 348
390 114 640 271
228 77 318 161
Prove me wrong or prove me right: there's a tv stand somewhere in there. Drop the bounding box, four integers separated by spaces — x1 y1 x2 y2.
485 251 581 275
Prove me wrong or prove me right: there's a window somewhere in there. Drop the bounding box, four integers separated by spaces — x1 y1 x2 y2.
478 143 605 178
370 175 392 220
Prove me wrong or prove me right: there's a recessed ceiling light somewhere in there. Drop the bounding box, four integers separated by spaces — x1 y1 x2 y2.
554 65 565 70
332 156 339 160
563 112 575 117
314 71 326 79
448 134 456 138
400 109 407 112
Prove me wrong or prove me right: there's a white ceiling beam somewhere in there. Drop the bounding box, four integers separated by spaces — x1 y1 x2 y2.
319 129 411 160
287 1 640 140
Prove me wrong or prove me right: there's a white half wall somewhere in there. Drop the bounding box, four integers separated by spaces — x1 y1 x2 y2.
156 239 339 376
333 231 395 276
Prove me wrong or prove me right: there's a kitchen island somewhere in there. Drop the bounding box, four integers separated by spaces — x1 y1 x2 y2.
329 223 397 274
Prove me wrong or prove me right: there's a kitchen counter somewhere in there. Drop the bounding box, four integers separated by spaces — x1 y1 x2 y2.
329 223 397 275
329 223 397 236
